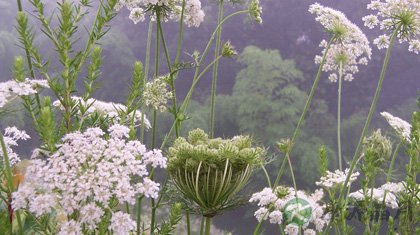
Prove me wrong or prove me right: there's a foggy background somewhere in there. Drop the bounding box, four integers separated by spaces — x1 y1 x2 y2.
1 0 419 233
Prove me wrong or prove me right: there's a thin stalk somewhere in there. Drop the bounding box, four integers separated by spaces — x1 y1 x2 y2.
0 130 23 233
338 60 343 171
261 164 272 188
200 215 205 235
140 21 153 143
151 109 157 149
286 153 298 196
205 216 212 235
375 141 402 235
323 25 401 234
136 196 143 235
175 0 185 65
186 212 191 235
157 17 180 137
210 0 224 138
273 34 338 190
182 10 249 115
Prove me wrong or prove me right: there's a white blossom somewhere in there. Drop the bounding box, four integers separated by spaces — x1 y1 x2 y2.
316 168 360 188
143 149 167 168
0 79 48 109
349 187 400 209
1 127 30 166
364 0 420 51
109 211 137 235
310 3 371 82
269 210 283 224
117 0 205 27
380 111 411 142
12 125 165 231
249 187 277 206
254 207 268 222
53 96 151 129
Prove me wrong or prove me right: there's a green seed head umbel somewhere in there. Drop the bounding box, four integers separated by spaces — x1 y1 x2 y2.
167 129 263 216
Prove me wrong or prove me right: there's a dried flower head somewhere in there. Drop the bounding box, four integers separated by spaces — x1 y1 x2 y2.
363 0 420 53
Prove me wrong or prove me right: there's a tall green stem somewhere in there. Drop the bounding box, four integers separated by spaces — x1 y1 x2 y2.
338 60 343 171
204 216 212 235
210 0 224 138
323 25 401 234
140 21 153 143
273 34 338 189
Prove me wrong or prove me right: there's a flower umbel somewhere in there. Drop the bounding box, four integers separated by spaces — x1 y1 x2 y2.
363 0 420 52
310 3 372 82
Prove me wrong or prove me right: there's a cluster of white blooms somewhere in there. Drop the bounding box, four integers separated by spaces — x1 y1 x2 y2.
316 168 360 188
116 0 205 27
349 182 405 209
53 96 151 128
0 79 49 108
363 0 420 53
12 124 166 234
143 75 173 112
1 127 30 166
249 186 330 234
310 3 372 82
380 111 411 142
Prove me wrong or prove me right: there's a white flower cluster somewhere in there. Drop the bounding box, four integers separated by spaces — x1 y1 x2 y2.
249 187 330 234
1 127 30 166
0 79 49 109
53 96 151 129
310 3 372 82
143 75 173 112
316 168 360 188
349 182 405 209
116 0 205 27
363 0 420 53
381 111 412 142
12 124 166 234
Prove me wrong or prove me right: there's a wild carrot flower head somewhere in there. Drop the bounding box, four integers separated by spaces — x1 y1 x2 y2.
310 3 372 82
53 96 151 129
12 125 166 234
250 186 330 234
381 111 412 142
116 0 205 27
316 168 360 188
1 127 30 166
0 79 49 109
363 0 420 53
143 75 173 112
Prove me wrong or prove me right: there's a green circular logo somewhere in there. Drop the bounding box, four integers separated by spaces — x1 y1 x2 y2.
284 198 312 226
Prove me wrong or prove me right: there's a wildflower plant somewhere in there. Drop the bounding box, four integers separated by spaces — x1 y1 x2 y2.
167 129 263 234
12 125 166 234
